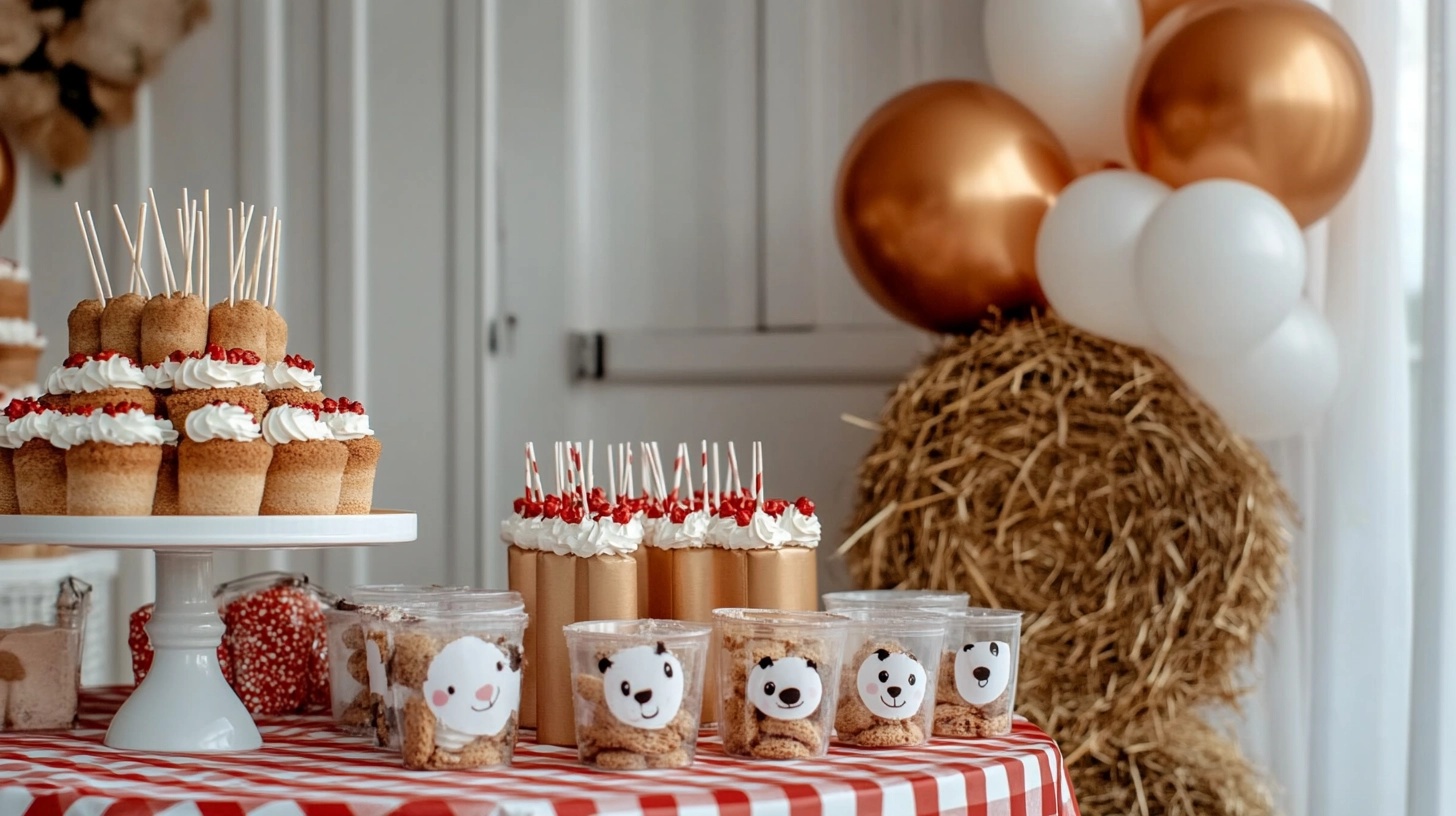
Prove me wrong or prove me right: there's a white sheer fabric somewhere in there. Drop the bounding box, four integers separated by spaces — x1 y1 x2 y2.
1234 1 1418 814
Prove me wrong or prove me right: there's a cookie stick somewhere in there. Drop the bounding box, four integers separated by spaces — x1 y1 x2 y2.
140 189 208 364
264 218 288 362
67 203 105 355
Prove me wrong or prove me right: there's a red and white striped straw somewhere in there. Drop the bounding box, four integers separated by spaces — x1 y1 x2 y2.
700 440 708 509
523 445 532 498
671 444 683 500
624 444 634 498
608 445 617 500
574 443 587 504
712 443 721 512
754 440 764 502
728 442 741 495
586 440 594 493
650 441 666 499
566 442 578 500
527 442 543 500
683 442 695 505
639 443 651 499
554 441 564 496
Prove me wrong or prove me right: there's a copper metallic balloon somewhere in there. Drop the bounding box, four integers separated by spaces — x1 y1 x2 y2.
0 131 14 229
1128 0 1372 226
834 81 1074 334
1140 0 1202 35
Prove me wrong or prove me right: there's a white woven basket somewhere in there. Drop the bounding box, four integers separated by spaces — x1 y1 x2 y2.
0 550 120 686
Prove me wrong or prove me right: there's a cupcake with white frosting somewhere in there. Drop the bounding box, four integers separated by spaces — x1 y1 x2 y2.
178 401 273 515
323 397 380 514
264 354 325 409
61 350 157 414
63 403 177 515
6 398 67 515
166 344 268 436
259 402 348 515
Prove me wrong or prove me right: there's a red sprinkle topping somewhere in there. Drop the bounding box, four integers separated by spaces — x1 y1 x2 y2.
524 500 543 518
2 400 29 420
611 505 632 525
560 504 585 525
764 498 790 517
166 350 192 363
283 354 316 372
795 497 815 516
94 350 121 361
668 504 688 524
71 405 96 417
542 494 562 519
226 348 261 366
734 509 752 528
326 397 366 415
206 343 227 361
63 352 88 368
102 402 146 416
513 497 527 515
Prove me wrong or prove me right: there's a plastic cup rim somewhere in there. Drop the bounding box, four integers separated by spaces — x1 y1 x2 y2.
563 618 713 644
711 607 851 629
829 607 950 634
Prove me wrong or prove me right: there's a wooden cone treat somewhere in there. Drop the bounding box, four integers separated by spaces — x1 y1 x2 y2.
209 300 268 358
323 397 380 514
99 292 146 362
263 354 323 409
61 403 174 515
139 294 208 365
266 309 288 364
177 402 272 515
165 345 267 436
6 399 67 515
259 404 347 515
67 300 104 356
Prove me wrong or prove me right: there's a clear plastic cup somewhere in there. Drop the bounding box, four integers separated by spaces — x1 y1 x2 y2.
332 585 465 738
831 608 946 748
934 608 1023 738
712 608 849 760
443 589 525 613
822 589 969 612
564 619 711 770
387 608 529 770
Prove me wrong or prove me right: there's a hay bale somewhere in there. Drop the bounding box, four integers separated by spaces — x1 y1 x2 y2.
846 313 1289 815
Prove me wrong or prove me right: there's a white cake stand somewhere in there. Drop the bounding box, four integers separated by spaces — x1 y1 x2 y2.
0 511 417 753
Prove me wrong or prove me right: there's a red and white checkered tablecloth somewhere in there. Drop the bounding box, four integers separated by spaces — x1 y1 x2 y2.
0 687 1079 816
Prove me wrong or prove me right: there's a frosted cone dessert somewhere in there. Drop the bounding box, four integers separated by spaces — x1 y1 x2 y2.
323 397 380 513
62 403 176 515
153 442 180 515
266 308 288 363
166 344 267 436
99 292 146 362
0 402 20 514
56 351 157 414
0 259 29 320
0 319 44 390
6 398 66 514
208 300 269 357
178 402 273 515
139 293 208 365
264 354 323 409
260 403 348 515
67 299 104 356
141 350 189 418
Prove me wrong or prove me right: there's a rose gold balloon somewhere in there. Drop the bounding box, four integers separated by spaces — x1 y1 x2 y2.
1140 0 1202 34
0 132 14 229
1128 0 1371 226
835 81 1073 334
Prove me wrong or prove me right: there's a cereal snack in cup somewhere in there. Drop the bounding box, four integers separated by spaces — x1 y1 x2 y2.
324 606 373 734
934 608 1023 738
831 609 945 748
822 589 969 612
564 619 711 770
389 608 528 770
713 608 849 760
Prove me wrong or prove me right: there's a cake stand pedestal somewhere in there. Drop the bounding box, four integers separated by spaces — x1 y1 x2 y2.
0 511 417 753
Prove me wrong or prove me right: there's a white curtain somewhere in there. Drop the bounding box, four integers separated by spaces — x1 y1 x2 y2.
1234 0 1432 814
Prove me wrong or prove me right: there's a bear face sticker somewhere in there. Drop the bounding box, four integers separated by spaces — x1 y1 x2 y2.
856 648 927 720
423 636 521 738
598 641 685 730
747 655 823 721
954 640 1011 706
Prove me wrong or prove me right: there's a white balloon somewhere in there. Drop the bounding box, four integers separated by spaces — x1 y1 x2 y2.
1170 302 1340 440
983 0 1141 165
1037 170 1168 347
1135 180 1306 359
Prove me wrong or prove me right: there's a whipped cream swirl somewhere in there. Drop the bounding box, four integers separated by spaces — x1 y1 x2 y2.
45 365 81 395
7 409 60 444
73 355 148 393
778 505 822 548
264 362 323 392
0 318 44 348
326 410 373 441
87 408 178 447
725 510 792 550
174 356 265 390
144 360 183 390
0 416 18 450
184 403 262 443
657 509 711 550
595 515 644 555
48 413 93 450
262 405 335 445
